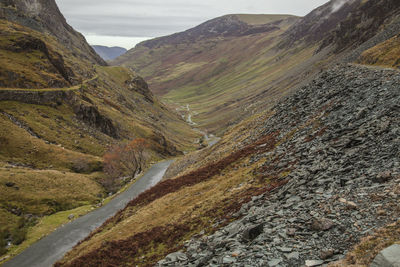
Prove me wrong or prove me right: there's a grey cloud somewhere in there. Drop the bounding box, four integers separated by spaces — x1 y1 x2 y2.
56 0 330 38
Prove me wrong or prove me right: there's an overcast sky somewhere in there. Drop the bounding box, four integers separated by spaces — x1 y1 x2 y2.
56 0 330 49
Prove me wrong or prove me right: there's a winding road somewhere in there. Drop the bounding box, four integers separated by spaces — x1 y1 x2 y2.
2 160 173 267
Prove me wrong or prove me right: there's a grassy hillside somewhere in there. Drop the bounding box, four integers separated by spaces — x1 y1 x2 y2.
0 13 198 262
115 0 400 135
114 15 325 134
57 64 400 266
357 34 400 68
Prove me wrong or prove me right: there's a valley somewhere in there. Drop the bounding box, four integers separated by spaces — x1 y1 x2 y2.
0 0 399 266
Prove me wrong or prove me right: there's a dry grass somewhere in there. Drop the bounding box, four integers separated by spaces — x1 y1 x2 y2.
329 221 400 267
357 34 400 68
57 132 286 266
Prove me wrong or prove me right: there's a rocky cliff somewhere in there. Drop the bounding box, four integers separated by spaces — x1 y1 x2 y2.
0 0 106 65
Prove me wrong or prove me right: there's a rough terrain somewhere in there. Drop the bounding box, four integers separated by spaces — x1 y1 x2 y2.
157 64 400 266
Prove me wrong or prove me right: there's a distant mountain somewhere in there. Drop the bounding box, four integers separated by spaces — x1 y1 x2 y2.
92 45 127 61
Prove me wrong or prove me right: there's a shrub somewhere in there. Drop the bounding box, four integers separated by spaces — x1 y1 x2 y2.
102 138 149 192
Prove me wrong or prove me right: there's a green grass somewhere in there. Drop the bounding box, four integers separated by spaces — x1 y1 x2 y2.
0 204 93 264
0 19 94 89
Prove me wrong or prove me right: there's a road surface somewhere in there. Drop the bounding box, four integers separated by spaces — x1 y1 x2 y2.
2 160 173 267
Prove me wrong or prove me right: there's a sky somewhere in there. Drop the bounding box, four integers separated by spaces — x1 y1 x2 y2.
56 0 330 50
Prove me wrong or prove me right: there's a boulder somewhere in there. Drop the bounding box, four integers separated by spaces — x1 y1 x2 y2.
242 223 264 241
370 244 400 267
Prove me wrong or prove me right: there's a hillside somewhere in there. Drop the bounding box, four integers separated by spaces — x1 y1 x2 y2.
114 0 400 135
0 0 199 261
113 14 301 133
57 0 400 266
92 45 127 61
57 63 400 267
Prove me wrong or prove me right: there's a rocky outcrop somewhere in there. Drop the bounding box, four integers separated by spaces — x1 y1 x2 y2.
281 0 360 48
157 64 400 266
0 0 106 65
0 89 70 105
73 103 118 138
10 34 75 86
319 0 400 53
125 76 154 103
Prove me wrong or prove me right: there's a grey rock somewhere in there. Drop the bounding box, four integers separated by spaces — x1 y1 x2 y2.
242 223 264 241
222 256 236 264
286 252 300 260
305 260 325 266
277 247 293 253
268 258 282 266
370 244 400 267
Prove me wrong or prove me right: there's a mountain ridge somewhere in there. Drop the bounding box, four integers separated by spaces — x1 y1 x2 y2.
92 45 127 61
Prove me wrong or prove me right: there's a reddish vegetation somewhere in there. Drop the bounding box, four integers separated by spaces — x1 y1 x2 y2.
57 132 284 267
127 132 279 210
103 138 149 184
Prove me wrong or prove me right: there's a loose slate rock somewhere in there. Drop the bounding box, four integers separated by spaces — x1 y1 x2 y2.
305 260 324 266
242 223 264 241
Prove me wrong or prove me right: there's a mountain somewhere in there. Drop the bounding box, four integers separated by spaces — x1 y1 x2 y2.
57 1 400 266
113 14 301 134
0 0 198 259
92 45 127 61
0 0 105 66
114 0 400 135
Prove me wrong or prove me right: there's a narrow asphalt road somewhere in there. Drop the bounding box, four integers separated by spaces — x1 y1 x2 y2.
2 160 173 267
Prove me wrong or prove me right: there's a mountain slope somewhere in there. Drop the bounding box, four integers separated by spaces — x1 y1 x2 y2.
57 63 400 267
92 45 127 61
59 1 400 266
0 0 105 65
114 0 400 135
113 14 303 133
0 0 199 260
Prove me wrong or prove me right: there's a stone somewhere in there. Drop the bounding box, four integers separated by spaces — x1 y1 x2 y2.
268 258 282 266
68 214 75 220
277 246 293 253
377 209 386 216
373 171 393 183
242 223 264 241
311 218 335 231
370 244 400 267
222 256 236 264
166 252 187 263
305 260 324 266
339 198 358 209
320 249 335 260
286 228 297 236
286 252 300 260
5 182 15 187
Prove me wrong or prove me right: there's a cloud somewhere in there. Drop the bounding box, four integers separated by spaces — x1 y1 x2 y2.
330 0 352 13
56 0 330 38
55 0 330 48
